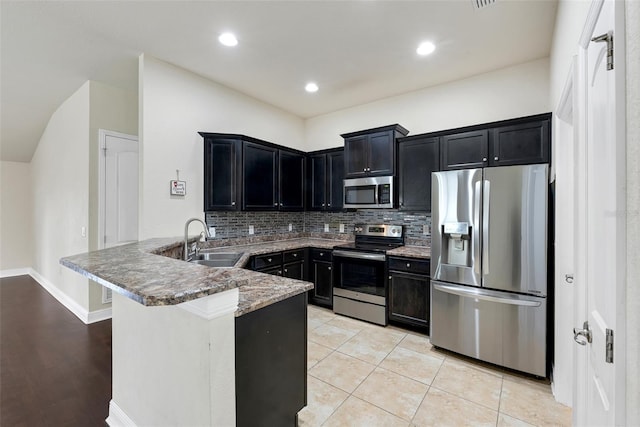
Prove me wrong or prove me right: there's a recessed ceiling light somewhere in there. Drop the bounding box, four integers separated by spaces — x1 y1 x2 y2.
416 41 436 56
218 32 238 47
305 82 319 93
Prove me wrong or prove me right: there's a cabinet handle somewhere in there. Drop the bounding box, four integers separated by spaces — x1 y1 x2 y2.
274 203 278 206
482 157 488 162
284 269 288 273
389 275 392 280
494 156 499 161
320 253 324 256
328 203 331 207
322 203 325 207
231 201 236 206
293 253 297 257
363 168 367 172
268 258 272 262
278 270 282 275
328 267 332 271
406 263 411 268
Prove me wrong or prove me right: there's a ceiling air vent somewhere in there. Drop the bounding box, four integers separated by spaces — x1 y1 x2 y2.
472 0 496 9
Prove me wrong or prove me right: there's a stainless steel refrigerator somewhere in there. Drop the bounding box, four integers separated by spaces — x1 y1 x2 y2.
430 164 548 377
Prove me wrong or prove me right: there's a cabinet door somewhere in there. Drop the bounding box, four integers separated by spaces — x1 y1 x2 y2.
388 271 430 328
367 131 395 176
344 135 369 178
398 137 439 211
279 150 305 210
490 119 550 166
327 150 344 210
204 138 240 211
242 141 278 210
440 130 489 170
307 154 327 210
310 261 332 307
283 261 305 280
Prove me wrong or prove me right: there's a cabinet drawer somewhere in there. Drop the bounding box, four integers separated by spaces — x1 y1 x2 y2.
310 248 332 262
283 249 305 263
253 252 282 270
388 257 430 275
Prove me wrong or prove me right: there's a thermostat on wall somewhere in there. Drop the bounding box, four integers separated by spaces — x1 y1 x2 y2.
170 180 186 196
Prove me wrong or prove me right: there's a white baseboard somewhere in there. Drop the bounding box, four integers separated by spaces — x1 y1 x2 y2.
27 268 112 325
0 267 31 278
106 400 137 427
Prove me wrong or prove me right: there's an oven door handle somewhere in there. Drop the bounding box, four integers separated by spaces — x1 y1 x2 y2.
333 250 386 262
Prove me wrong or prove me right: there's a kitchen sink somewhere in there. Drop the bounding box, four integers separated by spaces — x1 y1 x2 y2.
188 252 242 268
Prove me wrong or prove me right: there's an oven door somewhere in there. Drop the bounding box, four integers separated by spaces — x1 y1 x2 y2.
332 250 387 304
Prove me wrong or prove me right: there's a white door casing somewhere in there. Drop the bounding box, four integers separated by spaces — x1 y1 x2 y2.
574 0 626 425
99 130 139 249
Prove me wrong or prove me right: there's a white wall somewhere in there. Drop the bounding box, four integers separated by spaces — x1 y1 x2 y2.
31 82 91 310
305 58 551 151
625 0 640 423
138 55 305 239
88 81 138 311
548 0 592 407
0 161 33 271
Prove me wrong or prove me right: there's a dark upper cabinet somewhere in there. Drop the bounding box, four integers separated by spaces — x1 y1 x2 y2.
243 141 279 210
490 119 550 166
279 150 305 210
440 130 489 170
307 148 344 211
327 150 344 210
397 136 439 212
439 114 552 170
342 124 409 178
203 137 241 211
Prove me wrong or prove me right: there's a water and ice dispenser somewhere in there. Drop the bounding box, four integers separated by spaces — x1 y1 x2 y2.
441 222 472 267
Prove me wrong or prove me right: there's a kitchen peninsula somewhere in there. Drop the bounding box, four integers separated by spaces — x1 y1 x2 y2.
60 237 319 427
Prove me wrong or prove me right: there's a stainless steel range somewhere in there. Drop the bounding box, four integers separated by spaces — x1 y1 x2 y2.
332 224 404 326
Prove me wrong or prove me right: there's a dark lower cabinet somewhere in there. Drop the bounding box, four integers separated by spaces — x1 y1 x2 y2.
308 248 332 308
388 257 430 330
235 293 307 427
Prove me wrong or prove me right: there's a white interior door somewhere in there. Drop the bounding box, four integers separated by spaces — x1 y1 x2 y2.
100 130 139 249
574 0 626 424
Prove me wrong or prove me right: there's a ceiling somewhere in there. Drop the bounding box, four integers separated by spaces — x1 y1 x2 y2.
0 0 558 162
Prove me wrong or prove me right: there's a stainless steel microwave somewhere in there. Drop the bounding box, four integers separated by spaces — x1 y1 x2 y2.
343 176 394 209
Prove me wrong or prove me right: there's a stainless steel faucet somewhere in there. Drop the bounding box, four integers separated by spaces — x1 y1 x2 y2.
184 218 212 260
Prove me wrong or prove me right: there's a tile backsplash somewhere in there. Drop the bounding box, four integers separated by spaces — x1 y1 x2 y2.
206 210 431 246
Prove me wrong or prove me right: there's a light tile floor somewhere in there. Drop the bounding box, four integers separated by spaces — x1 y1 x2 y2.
298 305 572 427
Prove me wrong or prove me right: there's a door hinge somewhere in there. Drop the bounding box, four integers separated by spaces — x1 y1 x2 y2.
592 31 613 70
606 328 614 363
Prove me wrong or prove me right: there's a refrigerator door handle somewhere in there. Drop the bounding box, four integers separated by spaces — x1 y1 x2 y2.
433 283 542 307
473 180 482 275
482 180 490 275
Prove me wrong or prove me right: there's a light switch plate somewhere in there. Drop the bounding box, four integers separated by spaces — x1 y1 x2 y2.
339 224 345 233
324 223 329 232
249 225 254 235
209 227 215 238
288 223 293 232
423 224 430 235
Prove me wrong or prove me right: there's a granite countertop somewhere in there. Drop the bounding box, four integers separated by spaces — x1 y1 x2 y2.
387 245 431 259
60 237 344 316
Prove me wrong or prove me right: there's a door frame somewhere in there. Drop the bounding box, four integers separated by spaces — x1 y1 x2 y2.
97 129 139 250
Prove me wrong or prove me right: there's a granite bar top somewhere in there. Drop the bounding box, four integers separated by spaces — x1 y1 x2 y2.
60 237 344 316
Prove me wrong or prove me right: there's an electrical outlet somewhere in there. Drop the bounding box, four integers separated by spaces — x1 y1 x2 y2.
339 224 345 233
324 223 329 232
288 223 293 232
249 225 254 235
209 227 216 238
81 226 86 237
423 224 431 235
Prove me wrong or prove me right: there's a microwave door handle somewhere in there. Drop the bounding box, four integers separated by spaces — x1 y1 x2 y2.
374 185 379 205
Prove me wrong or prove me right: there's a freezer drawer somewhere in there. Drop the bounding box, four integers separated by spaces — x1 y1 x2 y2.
430 281 547 377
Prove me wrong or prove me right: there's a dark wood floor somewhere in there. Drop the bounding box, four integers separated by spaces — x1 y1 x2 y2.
1 275 112 426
